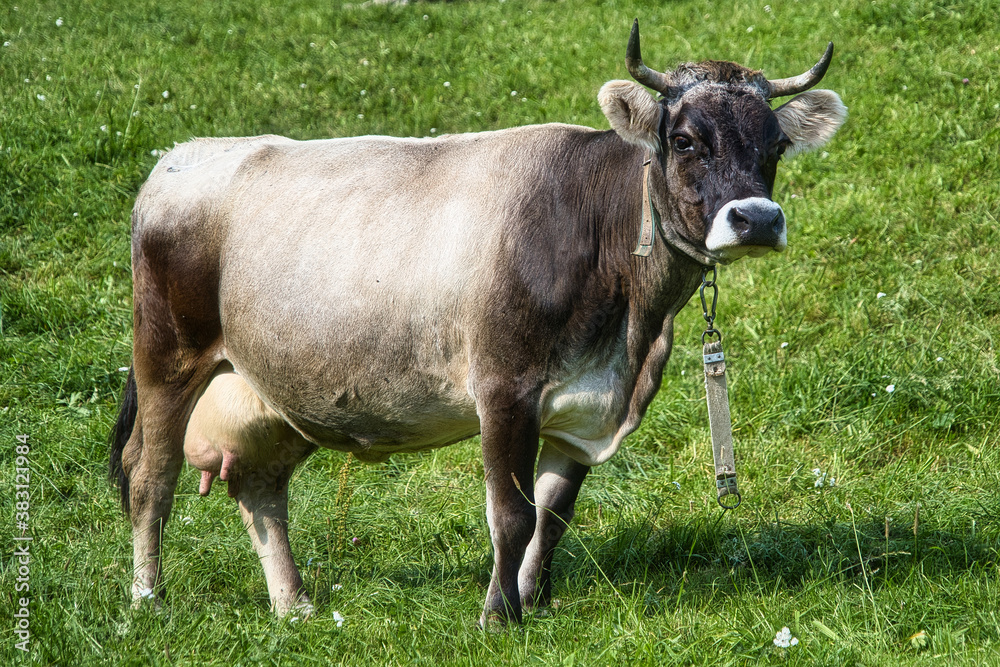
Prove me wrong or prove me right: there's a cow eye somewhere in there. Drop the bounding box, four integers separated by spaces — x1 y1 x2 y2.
671 135 694 153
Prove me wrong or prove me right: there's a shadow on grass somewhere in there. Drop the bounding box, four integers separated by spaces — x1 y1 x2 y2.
315 503 1000 614
559 505 1000 604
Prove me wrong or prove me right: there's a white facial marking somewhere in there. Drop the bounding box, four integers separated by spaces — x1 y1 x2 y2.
705 197 786 261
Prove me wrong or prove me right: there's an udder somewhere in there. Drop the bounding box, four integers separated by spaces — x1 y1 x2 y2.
183 365 297 497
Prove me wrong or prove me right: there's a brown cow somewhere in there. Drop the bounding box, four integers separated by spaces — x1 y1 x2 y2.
110 21 846 625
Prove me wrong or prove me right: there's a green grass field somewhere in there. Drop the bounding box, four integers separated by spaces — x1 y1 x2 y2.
3 0 1000 664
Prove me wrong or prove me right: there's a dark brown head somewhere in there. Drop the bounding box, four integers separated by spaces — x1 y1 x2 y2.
600 20 847 264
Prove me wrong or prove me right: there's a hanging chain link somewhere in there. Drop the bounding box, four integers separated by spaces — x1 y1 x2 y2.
699 264 741 511
699 266 722 343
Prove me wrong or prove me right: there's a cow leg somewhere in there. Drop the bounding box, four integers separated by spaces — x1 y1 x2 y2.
517 442 590 611
124 380 206 606
235 445 314 617
478 389 540 627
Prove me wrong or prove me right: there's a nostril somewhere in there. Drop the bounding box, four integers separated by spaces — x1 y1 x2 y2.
729 207 752 232
771 211 784 232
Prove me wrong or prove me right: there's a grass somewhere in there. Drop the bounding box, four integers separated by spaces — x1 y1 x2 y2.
2 0 1000 664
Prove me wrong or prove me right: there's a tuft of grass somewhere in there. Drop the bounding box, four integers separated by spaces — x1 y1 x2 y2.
3 0 1000 664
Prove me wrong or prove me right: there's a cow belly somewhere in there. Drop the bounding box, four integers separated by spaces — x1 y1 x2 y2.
220 346 482 460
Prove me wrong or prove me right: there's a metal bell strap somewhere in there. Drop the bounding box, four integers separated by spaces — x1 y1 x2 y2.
700 267 741 510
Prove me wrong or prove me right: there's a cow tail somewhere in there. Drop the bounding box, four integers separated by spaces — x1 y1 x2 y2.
109 366 138 516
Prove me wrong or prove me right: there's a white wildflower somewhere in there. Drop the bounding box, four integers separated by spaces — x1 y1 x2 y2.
360 89 366 96
36 94 46 101
309 42 316 48
300 83 306 89
443 81 450 88
886 384 895 393
3 42 9 47
511 90 517 96
780 342 789 348
189 104 197 110
430 128 436 134
162 90 169 99
876 292 886 299
333 611 345 627
357 114 364 119
100 125 108 132
764 5 771 11
73 212 79 217
55 17 64 27
46 75 52 81
747 25 754 33
936 357 943 362
813 469 835 488
773 626 798 648
423 14 429 20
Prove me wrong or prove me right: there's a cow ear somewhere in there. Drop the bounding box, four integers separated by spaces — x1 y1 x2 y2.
774 89 847 158
599 80 663 154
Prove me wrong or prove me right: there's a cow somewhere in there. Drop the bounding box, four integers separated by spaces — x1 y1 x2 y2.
109 20 846 626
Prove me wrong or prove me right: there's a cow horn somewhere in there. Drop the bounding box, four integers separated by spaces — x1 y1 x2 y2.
625 19 672 93
767 42 834 98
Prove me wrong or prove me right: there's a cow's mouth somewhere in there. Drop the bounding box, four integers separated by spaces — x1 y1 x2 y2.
745 244 783 258
708 243 783 264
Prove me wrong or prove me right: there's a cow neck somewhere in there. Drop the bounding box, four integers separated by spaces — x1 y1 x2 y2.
634 152 717 269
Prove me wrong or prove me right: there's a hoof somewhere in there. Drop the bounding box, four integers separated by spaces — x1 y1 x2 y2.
130 587 163 611
276 597 315 620
478 608 523 631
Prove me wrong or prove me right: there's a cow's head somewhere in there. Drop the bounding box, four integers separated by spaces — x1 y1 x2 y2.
599 20 847 264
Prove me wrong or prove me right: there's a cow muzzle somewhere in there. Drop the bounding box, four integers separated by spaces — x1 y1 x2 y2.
705 197 787 261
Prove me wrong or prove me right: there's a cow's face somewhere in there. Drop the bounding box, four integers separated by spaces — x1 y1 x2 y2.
599 28 846 264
